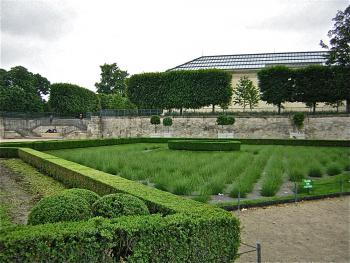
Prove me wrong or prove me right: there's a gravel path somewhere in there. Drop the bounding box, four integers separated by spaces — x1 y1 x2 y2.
0 162 37 224
234 197 350 263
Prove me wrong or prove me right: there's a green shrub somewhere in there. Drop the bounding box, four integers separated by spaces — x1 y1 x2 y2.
163 117 173 127
292 112 305 129
308 167 323 177
168 140 241 151
0 146 239 262
127 69 232 110
62 188 100 207
28 194 92 225
49 83 101 115
326 163 342 176
150 115 161 125
92 193 149 218
216 115 235 126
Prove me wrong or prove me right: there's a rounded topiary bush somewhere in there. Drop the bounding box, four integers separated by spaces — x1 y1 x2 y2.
92 193 150 219
62 188 100 206
28 194 92 225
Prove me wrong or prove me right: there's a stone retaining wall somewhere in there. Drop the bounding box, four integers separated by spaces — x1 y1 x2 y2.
1 115 349 140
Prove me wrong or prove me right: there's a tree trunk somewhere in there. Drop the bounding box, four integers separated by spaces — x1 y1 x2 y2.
212 105 215 113
180 108 183 116
278 104 281 115
346 99 350 113
313 102 316 114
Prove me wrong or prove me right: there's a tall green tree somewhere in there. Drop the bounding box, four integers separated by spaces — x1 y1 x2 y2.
49 83 100 115
320 5 350 112
257 66 294 114
233 76 260 111
0 66 50 112
320 5 350 66
95 63 129 95
127 69 232 114
294 65 333 114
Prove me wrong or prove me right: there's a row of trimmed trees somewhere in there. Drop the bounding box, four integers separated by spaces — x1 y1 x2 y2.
127 69 232 114
258 65 350 113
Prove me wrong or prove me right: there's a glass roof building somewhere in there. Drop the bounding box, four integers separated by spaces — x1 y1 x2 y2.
168 51 329 71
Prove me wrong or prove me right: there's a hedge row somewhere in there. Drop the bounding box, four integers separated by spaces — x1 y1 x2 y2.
127 69 232 110
0 148 240 262
258 65 350 113
168 140 241 151
0 137 349 153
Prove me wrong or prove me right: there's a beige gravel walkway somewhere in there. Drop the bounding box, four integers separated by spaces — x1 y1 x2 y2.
234 197 350 263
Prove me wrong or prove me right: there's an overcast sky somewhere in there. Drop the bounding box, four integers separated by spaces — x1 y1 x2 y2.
1 0 349 91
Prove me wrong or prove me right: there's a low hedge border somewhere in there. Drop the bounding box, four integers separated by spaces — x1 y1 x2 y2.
168 140 241 151
0 137 349 152
0 148 240 262
217 192 350 211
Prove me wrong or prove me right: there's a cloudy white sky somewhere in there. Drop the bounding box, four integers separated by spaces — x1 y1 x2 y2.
0 0 348 91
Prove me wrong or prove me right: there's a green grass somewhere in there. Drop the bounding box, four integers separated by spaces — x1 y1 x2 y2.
47 143 350 202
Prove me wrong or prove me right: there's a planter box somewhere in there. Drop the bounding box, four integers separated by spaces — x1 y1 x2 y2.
289 132 305 139
217 132 234 139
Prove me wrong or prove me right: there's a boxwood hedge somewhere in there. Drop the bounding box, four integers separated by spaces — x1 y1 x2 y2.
0 147 240 262
168 140 241 151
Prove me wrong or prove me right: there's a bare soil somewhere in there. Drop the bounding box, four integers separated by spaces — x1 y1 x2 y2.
234 197 350 263
0 162 39 224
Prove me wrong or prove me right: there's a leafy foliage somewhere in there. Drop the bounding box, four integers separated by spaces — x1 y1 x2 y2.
0 66 50 112
127 69 232 110
28 194 92 225
0 146 240 262
92 193 149 218
62 188 100 207
95 63 129 95
257 66 293 113
233 76 260 110
98 93 136 109
162 117 173 127
49 83 101 115
320 5 350 66
150 115 160 125
257 65 349 113
216 115 235 126
292 112 305 130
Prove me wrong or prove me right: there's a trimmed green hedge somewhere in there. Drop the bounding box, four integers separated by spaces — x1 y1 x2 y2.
0 147 18 158
0 148 240 262
168 140 241 151
28 194 92 225
92 193 150 218
1 137 348 152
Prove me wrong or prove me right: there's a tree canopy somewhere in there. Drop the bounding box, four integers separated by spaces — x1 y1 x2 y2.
233 76 260 110
257 66 294 113
49 83 101 115
320 5 350 66
127 69 232 112
95 63 129 95
0 66 50 112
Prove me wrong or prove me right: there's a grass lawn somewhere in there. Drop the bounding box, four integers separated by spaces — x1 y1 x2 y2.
47 143 350 202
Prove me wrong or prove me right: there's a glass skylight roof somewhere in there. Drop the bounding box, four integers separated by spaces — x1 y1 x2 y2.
169 51 329 71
